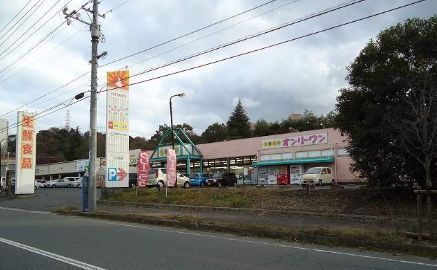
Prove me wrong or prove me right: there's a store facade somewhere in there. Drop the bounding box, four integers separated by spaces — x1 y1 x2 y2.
253 128 358 185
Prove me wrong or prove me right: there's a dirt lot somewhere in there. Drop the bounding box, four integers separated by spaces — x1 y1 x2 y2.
105 186 434 218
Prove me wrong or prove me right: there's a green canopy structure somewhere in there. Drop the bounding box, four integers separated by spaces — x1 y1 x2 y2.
150 127 203 174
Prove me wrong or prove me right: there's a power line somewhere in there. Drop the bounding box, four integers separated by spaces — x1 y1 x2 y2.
101 0 133 17
0 27 81 86
129 0 302 69
0 0 282 119
0 71 89 118
100 0 428 93
0 21 66 78
2 0 427 134
0 0 33 36
100 0 281 67
113 0 368 83
0 0 66 61
0 0 47 47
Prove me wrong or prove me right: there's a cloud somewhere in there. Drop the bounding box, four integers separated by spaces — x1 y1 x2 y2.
0 0 435 138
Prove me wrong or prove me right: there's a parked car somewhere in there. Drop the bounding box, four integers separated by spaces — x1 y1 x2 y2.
64 177 80 187
207 172 237 187
302 167 335 186
190 173 211 187
144 169 190 188
34 179 46 189
43 179 58 188
177 173 191 188
44 179 72 188
147 168 167 187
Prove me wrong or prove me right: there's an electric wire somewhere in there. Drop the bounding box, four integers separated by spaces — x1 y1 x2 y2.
128 0 302 69
1 0 428 133
101 0 134 17
0 27 81 86
99 0 281 67
107 0 368 84
0 0 33 36
0 0 283 118
0 0 67 61
0 0 47 48
99 0 429 93
0 20 66 78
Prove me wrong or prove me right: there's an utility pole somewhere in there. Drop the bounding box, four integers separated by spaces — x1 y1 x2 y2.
88 0 100 212
63 0 104 212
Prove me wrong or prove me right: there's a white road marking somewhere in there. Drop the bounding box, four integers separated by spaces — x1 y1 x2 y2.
0 206 52 215
1 206 436 268
0 237 106 270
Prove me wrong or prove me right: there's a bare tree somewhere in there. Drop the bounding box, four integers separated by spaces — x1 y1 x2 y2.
389 71 437 218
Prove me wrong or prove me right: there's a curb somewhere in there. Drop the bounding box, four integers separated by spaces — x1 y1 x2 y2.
97 200 415 223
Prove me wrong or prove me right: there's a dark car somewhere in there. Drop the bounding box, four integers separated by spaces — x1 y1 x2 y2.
129 173 137 187
207 172 237 187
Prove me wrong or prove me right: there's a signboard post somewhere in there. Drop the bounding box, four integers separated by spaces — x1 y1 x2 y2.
0 119 8 186
105 70 130 188
137 151 150 188
166 148 177 198
15 112 36 194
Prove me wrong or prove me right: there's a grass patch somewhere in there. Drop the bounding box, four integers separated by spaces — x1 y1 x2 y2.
103 187 436 218
55 208 437 259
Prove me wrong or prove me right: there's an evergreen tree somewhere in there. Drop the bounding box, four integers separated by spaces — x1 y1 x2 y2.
227 99 251 138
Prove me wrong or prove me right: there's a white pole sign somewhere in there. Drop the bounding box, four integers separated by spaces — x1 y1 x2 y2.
0 119 7 156
15 112 36 194
105 70 130 188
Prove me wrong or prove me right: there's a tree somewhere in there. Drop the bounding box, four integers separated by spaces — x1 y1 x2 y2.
201 122 228 143
253 119 271 137
227 99 251 138
335 16 437 188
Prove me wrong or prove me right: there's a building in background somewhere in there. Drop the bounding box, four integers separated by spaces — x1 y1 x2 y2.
30 128 359 185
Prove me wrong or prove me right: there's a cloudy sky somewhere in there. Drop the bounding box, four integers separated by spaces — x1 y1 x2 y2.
0 0 435 138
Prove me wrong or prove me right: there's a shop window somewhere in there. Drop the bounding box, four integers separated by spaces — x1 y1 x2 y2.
260 155 271 161
308 150 321 157
321 149 334 156
296 151 308 159
270 154 282 160
282 153 293 159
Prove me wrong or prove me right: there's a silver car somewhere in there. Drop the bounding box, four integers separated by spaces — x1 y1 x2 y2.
54 179 72 188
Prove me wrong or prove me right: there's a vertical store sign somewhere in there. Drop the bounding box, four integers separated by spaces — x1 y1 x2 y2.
15 112 36 194
137 151 150 187
0 119 8 156
166 148 177 187
105 70 130 188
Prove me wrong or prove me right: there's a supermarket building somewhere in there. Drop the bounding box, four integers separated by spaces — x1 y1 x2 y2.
26 127 359 185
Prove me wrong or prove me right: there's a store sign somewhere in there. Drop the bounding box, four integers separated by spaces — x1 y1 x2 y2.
0 119 7 155
166 148 177 187
156 144 191 158
262 132 328 149
137 151 150 187
15 112 36 194
105 70 130 188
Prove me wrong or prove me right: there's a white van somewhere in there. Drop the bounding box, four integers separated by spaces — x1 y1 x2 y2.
302 167 335 186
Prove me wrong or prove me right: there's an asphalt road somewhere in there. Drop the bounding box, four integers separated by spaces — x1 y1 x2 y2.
0 204 436 269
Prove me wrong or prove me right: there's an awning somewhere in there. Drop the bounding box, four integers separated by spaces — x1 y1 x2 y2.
252 156 334 167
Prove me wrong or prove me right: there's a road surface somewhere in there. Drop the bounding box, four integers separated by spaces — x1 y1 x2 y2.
0 205 436 269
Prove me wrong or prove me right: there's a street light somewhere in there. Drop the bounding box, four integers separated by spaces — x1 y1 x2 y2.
169 93 185 149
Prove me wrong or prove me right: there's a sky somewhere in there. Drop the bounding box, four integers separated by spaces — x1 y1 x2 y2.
0 0 435 138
